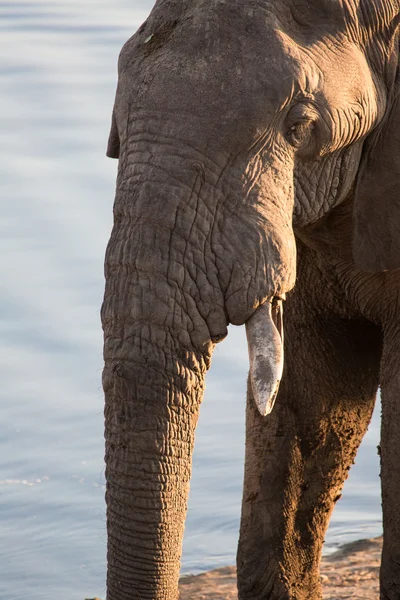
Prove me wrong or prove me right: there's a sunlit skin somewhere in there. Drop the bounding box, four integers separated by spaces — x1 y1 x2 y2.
102 1 400 598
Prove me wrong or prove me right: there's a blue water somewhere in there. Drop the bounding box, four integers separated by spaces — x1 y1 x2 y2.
1 2 382 598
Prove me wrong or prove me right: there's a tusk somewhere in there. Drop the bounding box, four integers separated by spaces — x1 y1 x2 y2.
245 299 284 417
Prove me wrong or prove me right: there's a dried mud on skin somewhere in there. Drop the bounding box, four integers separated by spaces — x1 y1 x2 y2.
179 537 382 600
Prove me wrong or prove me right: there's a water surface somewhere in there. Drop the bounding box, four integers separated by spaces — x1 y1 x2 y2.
1 2 382 598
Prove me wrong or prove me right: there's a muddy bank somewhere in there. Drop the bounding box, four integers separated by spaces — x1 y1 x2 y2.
179 536 382 599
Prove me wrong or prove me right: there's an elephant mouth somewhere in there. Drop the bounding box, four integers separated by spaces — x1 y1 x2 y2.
245 295 285 416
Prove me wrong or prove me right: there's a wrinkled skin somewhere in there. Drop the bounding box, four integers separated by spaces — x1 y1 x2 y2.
101 0 400 598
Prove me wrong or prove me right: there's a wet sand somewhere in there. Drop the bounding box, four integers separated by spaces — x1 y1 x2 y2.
179 536 382 599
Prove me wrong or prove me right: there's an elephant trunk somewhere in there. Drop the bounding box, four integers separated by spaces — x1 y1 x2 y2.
102 324 207 600
101 169 216 598
102 142 295 597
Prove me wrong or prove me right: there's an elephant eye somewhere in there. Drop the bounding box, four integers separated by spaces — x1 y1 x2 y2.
285 119 315 148
284 102 319 153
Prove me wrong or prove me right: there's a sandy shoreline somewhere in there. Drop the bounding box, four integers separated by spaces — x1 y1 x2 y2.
85 537 382 600
179 536 382 599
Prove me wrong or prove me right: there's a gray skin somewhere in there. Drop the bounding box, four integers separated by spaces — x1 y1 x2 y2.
101 0 400 598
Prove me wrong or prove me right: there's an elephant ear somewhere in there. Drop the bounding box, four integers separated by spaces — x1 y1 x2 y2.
106 107 120 159
352 30 400 272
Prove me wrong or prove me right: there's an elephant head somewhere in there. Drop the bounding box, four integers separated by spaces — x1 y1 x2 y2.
102 1 400 598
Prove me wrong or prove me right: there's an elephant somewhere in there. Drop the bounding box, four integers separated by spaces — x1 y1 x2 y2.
101 0 400 598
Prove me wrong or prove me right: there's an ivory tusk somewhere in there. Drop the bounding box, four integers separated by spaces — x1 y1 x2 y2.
245 299 284 416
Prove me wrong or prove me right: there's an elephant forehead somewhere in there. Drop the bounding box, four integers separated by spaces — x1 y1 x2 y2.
133 18 308 130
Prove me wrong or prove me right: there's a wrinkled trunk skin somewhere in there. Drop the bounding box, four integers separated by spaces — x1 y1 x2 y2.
101 123 245 596
102 115 295 597
101 156 217 598
102 235 210 598
102 332 205 600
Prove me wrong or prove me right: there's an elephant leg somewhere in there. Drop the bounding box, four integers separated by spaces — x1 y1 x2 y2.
237 287 381 600
380 326 400 600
